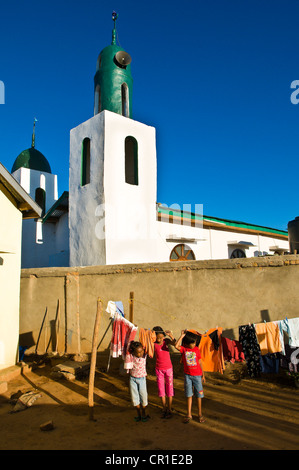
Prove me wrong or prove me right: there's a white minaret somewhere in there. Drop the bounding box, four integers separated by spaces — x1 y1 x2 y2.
69 14 159 267
11 119 59 267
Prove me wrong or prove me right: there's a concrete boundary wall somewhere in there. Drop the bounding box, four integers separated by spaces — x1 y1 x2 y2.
19 255 299 355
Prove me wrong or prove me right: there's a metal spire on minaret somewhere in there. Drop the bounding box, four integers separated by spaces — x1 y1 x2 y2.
31 117 38 148
111 11 118 45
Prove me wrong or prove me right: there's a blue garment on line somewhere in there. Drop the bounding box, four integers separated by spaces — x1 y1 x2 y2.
259 353 279 374
115 301 124 317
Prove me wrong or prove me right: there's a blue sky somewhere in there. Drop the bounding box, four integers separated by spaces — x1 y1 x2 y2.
1 0 299 231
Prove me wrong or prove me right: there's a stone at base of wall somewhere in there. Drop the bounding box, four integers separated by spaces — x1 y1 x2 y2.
50 360 90 381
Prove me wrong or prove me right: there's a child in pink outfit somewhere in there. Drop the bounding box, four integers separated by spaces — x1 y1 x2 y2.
152 326 176 418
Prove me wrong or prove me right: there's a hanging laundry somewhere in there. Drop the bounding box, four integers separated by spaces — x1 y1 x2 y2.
221 336 245 363
254 322 282 355
115 301 125 317
139 328 156 358
110 313 137 359
279 344 299 374
239 325 262 378
110 314 122 358
186 329 201 346
286 318 299 348
207 330 220 350
198 328 225 374
274 317 299 352
259 353 280 374
106 300 125 318
122 323 139 372
274 320 287 355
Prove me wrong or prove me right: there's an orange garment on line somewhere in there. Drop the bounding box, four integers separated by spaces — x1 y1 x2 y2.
187 329 201 337
254 322 282 355
198 328 225 374
139 328 156 358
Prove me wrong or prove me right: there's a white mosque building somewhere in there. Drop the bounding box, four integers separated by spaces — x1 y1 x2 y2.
10 16 289 269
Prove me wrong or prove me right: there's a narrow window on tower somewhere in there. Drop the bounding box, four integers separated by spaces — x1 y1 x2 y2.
81 137 91 186
121 83 129 117
125 136 138 185
35 187 46 216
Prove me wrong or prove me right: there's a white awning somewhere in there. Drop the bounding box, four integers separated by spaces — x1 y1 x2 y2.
269 246 289 254
227 240 256 248
166 236 207 243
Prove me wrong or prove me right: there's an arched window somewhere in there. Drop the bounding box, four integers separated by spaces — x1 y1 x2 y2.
230 249 246 259
35 187 46 216
121 83 129 117
40 174 46 190
170 244 195 261
125 136 138 185
81 138 91 186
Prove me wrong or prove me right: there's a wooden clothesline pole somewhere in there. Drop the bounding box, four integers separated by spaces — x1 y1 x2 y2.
35 307 48 354
55 299 60 354
76 274 81 357
88 298 102 421
129 291 134 324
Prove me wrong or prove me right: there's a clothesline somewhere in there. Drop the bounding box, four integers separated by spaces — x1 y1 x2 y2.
100 293 299 343
106 304 299 378
132 297 294 335
101 298 299 352
92 292 294 337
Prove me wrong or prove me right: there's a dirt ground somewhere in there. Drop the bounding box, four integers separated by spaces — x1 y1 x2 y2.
0 352 299 451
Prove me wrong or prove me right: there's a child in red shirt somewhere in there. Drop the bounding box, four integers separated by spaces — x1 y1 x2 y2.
175 329 206 423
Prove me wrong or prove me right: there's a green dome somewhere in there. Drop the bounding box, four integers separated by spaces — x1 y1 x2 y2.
11 147 52 174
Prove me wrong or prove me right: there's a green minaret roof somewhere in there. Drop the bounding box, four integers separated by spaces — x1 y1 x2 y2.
94 12 133 118
11 147 52 174
11 119 52 174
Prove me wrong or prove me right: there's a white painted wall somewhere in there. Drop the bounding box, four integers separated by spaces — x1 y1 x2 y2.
69 112 106 267
69 110 160 266
21 219 57 268
11 166 63 268
21 215 69 268
103 111 160 265
49 212 70 267
155 218 289 262
0 190 22 370
12 167 58 213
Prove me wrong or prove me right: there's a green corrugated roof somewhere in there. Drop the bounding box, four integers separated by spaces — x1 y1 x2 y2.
42 191 68 224
157 206 288 237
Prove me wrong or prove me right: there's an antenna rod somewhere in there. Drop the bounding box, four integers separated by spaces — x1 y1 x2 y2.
32 117 38 148
111 11 118 45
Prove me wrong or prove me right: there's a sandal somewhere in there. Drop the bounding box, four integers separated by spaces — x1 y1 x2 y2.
134 416 141 422
198 416 206 423
165 410 173 419
183 416 192 424
141 415 150 422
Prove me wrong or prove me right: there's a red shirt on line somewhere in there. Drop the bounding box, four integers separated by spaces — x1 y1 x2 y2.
180 346 203 376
